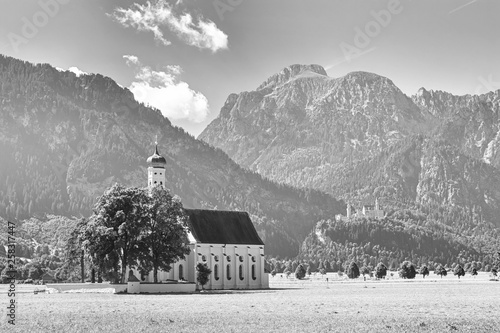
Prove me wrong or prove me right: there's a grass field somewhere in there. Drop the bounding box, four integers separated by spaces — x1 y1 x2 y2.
1 273 499 332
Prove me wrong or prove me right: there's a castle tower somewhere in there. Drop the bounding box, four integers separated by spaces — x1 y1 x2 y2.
146 143 166 188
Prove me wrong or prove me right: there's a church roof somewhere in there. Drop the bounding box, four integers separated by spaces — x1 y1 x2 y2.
184 209 264 246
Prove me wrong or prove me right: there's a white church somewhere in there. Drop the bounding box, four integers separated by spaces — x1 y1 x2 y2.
135 145 269 290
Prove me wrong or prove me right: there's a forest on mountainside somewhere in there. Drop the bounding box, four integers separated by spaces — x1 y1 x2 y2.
296 216 499 272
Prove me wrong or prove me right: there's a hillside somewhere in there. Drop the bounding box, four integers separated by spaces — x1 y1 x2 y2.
0 55 345 258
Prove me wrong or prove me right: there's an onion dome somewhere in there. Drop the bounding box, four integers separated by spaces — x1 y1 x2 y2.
147 145 166 168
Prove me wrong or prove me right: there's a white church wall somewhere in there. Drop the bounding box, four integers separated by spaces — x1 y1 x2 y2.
223 245 236 289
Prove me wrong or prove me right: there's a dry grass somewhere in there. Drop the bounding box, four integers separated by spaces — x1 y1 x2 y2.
1 273 499 332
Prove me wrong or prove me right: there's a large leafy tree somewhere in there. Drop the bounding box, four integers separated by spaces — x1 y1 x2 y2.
81 184 149 283
137 186 191 283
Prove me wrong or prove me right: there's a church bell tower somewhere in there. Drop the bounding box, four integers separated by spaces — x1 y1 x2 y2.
146 142 166 188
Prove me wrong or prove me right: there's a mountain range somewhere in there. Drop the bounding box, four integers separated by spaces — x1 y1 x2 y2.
200 64 500 231
1 56 499 270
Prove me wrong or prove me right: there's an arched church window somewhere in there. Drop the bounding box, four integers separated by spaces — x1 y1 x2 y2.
160 182 163 185
214 264 219 281
179 265 184 281
252 265 256 280
227 256 231 262
202 255 206 262
251 256 256 262
226 264 231 280
214 255 219 262
239 265 244 280
239 256 244 263
154 181 157 184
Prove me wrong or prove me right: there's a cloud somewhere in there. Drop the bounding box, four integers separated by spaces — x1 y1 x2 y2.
109 1 228 53
68 67 88 77
124 55 209 123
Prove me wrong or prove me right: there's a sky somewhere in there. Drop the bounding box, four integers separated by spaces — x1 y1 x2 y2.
0 0 499 136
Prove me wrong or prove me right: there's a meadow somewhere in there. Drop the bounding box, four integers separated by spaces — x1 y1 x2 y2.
1 273 499 332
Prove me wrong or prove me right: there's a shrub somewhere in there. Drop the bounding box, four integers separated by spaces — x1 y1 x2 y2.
196 263 212 290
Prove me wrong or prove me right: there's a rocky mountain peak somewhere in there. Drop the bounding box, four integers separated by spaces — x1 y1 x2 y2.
257 64 328 90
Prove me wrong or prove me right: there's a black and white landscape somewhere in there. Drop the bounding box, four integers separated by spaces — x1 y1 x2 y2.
0 1 500 332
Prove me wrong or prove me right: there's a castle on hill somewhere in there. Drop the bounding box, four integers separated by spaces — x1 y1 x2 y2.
134 144 269 290
337 198 385 221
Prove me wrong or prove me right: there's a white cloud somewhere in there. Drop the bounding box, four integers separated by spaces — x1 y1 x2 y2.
124 55 209 123
68 67 88 77
109 0 228 53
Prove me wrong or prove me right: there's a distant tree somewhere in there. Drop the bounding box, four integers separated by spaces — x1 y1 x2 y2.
196 263 212 290
136 186 191 283
323 260 331 272
375 262 387 279
419 265 429 278
471 268 478 277
295 264 306 280
360 266 370 277
306 266 312 276
491 268 497 277
399 261 416 279
308 261 317 273
346 261 360 279
271 270 276 277
435 265 447 278
319 268 326 275
454 265 465 279
494 252 500 272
